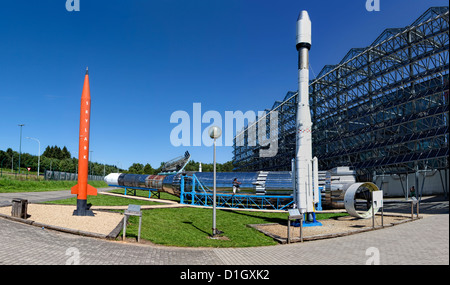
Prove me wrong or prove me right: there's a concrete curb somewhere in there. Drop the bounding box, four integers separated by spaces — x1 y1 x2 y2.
249 214 422 244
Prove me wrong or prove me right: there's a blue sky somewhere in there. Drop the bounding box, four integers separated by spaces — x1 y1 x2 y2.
0 0 447 169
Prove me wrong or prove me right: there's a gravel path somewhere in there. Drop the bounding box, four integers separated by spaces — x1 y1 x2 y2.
254 213 417 242
0 204 123 236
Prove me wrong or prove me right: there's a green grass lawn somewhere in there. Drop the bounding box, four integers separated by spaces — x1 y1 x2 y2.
109 189 181 203
45 192 165 207
0 177 108 193
45 191 348 248
128 208 347 247
1 177 349 247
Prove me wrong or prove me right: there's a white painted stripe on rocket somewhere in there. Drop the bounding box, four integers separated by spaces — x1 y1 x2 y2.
313 157 319 204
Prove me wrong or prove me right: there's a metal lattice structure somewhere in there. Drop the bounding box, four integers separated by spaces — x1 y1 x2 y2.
179 174 295 210
233 7 449 181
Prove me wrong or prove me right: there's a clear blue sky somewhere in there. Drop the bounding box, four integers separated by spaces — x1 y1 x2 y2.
0 0 447 170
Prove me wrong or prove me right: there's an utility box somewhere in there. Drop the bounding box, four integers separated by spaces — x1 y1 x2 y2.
11 198 28 219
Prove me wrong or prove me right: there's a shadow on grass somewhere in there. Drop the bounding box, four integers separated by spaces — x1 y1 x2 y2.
226 210 288 225
182 221 211 236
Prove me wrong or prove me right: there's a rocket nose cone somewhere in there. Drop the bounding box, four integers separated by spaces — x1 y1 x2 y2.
297 10 310 21
296 10 312 47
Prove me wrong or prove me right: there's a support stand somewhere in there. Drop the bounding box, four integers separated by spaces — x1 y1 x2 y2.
371 190 384 229
123 205 142 242
410 197 420 220
302 212 323 227
288 209 304 243
211 229 224 238
290 212 322 228
73 199 95 216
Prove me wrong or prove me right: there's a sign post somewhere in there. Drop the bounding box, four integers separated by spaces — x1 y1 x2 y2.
372 190 383 228
287 208 304 243
123 204 142 242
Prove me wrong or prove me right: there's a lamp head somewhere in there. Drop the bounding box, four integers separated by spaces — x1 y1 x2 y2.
208 126 222 139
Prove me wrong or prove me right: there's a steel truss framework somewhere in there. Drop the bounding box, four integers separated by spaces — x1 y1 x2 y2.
233 7 449 180
179 174 295 210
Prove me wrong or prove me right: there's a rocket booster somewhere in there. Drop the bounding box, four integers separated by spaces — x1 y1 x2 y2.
72 67 97 216
295 10 318 214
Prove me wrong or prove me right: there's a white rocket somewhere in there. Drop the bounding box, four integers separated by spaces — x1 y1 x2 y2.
294 10 320 217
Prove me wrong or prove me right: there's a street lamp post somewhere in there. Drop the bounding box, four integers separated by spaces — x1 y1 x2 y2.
208 126 222 237
74 151 78 174
18 124 25 175
26 137 40 179
100 160 106 176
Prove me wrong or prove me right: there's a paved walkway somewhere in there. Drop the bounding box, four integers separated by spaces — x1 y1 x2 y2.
0 190 448 265
0 188 116 206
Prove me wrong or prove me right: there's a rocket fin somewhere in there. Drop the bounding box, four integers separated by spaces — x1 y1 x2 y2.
87 184 97 196
71 184 78 195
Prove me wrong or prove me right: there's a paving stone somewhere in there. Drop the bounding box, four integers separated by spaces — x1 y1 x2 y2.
0 190 447 265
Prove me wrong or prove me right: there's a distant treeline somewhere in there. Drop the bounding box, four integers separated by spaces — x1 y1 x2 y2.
0 147 121 176
1 147 234 176
42 145 71 160
125 160 234 175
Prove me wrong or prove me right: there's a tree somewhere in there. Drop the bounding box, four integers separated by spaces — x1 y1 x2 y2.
143 163 155 174
54 146 63 160
1 147 120 177
220 161 234 172
43 145 71 159
184 160 199 172
62 146 71 159
43 146 51 158
59 158 75 173
92 163 104 176
128 163 144 174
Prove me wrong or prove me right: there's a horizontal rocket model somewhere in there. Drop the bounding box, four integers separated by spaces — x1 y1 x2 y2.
294 10 320 217
72 67 97 216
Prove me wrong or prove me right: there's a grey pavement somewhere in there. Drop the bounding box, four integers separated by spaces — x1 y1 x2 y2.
0 187 116 206
0 190 448 265
215 214 449 265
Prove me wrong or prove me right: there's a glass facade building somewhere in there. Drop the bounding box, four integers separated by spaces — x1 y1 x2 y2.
233 7 449 183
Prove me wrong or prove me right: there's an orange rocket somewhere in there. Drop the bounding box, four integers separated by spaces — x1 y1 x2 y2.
72 67 97 216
